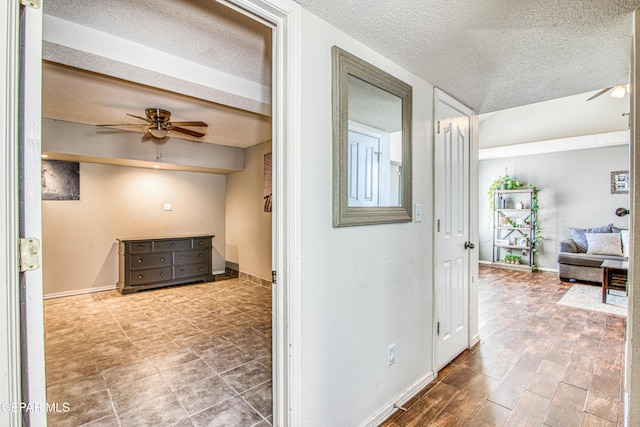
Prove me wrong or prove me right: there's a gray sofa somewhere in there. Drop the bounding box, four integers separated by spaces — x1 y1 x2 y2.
557 238 627 284
558 224 628 284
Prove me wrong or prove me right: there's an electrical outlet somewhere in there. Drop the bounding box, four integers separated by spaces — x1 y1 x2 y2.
163 203 172 211
387 344 396 366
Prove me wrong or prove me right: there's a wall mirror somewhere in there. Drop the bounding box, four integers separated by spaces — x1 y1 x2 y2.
332 46 413 227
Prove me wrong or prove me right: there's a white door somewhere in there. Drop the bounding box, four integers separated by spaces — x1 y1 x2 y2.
1 3 47 426
348 129 382 206
434 89 472 372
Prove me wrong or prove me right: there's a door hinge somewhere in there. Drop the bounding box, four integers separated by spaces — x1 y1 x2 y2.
19 238 41 272
20 0 41 9
437 121 441 134
437 321 440 335
437 219 440 232
272 270 277 285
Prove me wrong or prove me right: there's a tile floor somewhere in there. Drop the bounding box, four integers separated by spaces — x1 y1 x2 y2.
383 266 626 426
44 278 272 427
46 266 627 426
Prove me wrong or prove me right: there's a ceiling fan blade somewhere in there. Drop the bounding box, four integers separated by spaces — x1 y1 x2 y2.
169 121 208 127
586 87 612 101
96 123 148 127
141 130 154 142
127 113 153 122
171 126 206 138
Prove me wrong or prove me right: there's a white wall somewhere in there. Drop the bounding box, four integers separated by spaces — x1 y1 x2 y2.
42 163 226 296
298 11 435 426
226 141 272 281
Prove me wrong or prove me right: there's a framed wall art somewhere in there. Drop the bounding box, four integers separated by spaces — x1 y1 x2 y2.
611 170 629 194
41 160 80 200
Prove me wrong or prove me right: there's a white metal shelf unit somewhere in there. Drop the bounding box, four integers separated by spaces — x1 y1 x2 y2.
492 189 536 270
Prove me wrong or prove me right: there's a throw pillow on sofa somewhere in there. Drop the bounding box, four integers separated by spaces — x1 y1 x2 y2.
569 223 613 253
585 232 623 257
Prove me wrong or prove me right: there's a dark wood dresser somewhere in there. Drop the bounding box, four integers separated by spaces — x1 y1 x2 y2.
117 235 214 294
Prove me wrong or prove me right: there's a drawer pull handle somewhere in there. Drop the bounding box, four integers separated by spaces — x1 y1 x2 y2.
199 241 203 245
180 269 185 274
160 272 166 277
160 257 165 262
170 243 175 248
138 258 143 263
138 245 143 250
199 267 204 272
138 274 143 279
180 255 185 260
199 253 203 258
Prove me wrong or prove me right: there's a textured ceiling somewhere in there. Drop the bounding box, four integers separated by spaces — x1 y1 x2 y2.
44 0 272 86
42 0 272 148
296 0 640 113
42 0 640 147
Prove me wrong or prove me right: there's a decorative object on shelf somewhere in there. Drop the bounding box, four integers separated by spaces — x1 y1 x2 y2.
611 171 629 194
503 254 522 264
489 173 543 270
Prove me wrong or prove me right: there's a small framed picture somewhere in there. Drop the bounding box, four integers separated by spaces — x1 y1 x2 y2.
611 171 630 194
514 237 528 247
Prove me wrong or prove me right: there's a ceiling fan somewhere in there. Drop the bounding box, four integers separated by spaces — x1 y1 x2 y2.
586 85 628 101
98 108 208 141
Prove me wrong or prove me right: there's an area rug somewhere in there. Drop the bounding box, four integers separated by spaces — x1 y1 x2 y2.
557 284 627 317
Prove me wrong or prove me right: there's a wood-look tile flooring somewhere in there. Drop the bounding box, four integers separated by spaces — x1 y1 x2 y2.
44 278 272 427
383 266 626 427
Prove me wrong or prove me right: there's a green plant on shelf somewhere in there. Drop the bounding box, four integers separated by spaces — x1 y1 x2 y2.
503 254 522 265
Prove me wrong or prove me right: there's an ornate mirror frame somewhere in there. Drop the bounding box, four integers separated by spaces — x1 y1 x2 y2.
332 46 413 227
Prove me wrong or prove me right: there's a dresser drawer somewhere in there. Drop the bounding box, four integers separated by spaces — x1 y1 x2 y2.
193 238 211 249
154 239 191 252
129 267 172 285
174 250 208 265
174 263 209 278
129 241 152 254
129 253 171 270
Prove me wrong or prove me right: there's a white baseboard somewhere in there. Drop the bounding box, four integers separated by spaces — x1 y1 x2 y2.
361 371 436 427
44 284 117 300
470 333 481 347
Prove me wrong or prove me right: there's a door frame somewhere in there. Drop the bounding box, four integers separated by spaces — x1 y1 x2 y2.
627 8 639 426
1 2 25 425
432 88 479 375
1 0 303 425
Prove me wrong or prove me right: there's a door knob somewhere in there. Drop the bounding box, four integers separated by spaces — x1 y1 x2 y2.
464 241 475 249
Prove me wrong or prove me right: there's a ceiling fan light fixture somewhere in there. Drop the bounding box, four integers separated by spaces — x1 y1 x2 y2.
149 127 169 139
611 85 627 98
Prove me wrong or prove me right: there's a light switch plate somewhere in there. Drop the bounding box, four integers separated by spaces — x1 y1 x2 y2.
415 204 422 222
164 203 172 211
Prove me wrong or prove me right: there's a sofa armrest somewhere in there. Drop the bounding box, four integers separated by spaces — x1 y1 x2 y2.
559 239 578 253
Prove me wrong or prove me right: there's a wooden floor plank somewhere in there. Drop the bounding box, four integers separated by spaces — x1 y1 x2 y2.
382 266 626 427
